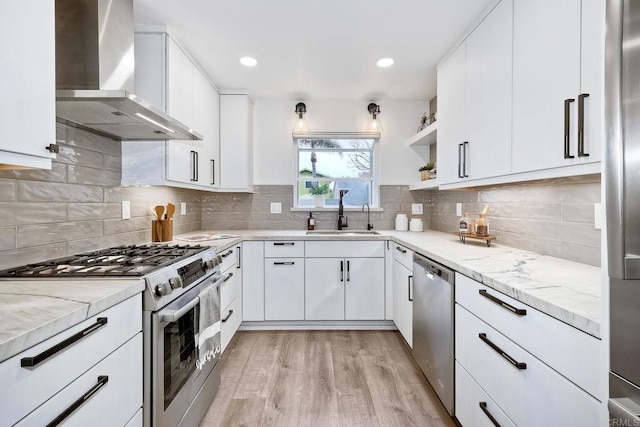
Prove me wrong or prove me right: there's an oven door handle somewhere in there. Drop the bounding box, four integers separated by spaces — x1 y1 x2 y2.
160 275 223 323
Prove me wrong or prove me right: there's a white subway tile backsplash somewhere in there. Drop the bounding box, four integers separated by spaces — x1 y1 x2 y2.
0 179 16 202
0 228 16 251
18 181 103 203
17 221 103 248
0 203 67 226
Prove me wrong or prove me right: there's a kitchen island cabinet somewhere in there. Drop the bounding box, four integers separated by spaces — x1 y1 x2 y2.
0 0 56 169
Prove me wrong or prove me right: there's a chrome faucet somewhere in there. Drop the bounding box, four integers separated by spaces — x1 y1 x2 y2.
338 189 349 230
362 203 373 230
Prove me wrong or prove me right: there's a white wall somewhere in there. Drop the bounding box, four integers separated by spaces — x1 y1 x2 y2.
252 100 429 185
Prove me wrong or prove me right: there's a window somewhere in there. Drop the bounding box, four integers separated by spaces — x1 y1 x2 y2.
295 137 376 208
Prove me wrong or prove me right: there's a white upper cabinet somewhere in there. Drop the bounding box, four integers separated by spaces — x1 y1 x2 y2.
512 0 602 173
437 0 513 185
0 0 56 169
219 94 253 192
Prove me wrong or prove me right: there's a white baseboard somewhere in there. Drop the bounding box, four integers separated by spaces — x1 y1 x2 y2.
239 320 397 331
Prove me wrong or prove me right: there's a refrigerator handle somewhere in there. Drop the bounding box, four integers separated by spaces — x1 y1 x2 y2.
578 93 590 157
408 275 413 301
564 98 575 159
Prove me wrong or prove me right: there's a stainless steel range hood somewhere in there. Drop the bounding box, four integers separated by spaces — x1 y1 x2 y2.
55 0 202 141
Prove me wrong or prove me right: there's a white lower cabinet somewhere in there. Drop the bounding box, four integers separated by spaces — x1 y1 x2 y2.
305 257 345 320
265 258 305 320
242 241 265 321
124 409 143 427
392 259 413 347
0 295 142 427
220 245 242 352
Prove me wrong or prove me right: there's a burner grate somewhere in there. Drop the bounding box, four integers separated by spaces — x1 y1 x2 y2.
0 244 208 277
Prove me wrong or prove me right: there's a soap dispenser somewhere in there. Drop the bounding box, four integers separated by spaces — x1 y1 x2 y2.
307 212 315 230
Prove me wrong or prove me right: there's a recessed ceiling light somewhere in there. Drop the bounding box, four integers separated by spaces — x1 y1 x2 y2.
376 58 394 68
240 57 258 67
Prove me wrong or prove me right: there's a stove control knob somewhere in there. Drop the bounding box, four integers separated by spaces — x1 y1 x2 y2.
169 276 183 289
204 256 221 270
155 282 172 297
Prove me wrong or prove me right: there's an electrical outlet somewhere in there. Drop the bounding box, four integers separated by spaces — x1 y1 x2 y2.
594 203 602 230
181 202 187 215
456 203 462 217
270 202 282 214
121 201 131 220
411 203 423 215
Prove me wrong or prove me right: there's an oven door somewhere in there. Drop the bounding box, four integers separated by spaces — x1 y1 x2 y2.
151 272 223 427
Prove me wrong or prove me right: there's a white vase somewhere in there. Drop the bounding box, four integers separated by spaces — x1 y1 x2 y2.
313 195 325 208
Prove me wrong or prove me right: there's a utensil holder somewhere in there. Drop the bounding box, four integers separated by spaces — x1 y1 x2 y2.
152 220 173 242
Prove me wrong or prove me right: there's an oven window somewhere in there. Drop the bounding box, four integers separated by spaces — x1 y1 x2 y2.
164 306 199 409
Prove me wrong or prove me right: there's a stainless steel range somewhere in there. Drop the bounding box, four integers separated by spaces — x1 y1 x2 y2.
0 244 225 427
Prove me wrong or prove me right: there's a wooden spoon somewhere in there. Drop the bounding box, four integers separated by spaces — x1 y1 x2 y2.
166 203 176 220
154 205 165 221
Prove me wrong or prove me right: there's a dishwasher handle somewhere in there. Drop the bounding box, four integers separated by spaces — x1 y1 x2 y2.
413 254 454 285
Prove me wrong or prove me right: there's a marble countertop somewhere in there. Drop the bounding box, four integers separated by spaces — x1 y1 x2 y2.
0 279 144 363
176 229 602 338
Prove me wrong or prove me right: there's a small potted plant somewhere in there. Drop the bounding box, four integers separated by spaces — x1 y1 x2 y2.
419 162 435 181
309 182 331 207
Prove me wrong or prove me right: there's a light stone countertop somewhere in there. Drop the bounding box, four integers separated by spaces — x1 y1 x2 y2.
0 279 145 363
176 229 602 338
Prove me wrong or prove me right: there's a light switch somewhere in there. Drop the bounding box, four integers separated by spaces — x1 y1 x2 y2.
181 202 187 215
270 202 282 214
121 201 131 220
456 203 462 217
594 203 602 230
411 203 423 215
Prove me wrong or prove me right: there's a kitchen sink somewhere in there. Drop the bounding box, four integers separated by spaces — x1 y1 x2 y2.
306 230 380 236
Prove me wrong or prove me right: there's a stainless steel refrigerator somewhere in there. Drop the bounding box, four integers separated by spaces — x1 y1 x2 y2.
606 0 640 422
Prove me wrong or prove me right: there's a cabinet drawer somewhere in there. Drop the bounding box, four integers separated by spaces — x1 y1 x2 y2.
219 245 239 273
305 241 384 258
456 361 515 427
455 273 604 400
392 243 413 269
0 295 141 427
456 305 602 426
17 334 142 427
264 241 304 258
221 296 242 352
220 268 241 310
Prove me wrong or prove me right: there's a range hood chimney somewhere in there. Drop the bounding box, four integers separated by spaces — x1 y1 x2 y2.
55 0 202 141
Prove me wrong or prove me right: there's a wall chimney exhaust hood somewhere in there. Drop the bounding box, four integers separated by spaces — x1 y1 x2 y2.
55 0 202 141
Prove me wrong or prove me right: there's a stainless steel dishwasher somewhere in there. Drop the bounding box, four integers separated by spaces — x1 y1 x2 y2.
412 253 454 416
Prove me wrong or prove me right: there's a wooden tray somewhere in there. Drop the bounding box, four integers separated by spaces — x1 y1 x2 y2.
456 232 496 247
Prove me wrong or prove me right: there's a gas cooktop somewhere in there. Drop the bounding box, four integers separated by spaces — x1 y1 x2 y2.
0 244 210 278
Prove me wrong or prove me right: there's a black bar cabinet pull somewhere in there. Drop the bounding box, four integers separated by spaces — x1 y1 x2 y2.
223 272 234 282
346 260 350 282
458 143 464 178
408 275 413 301
211 159 215 185
395 246 407 254
221 250 233 258
478 333 527 370
236 246 241 269
578 93 590 157
463 141 469 177
222 310 234 323
479 402 501 427
194 151 199 181
273 261 295 265
46 375 109 427
190 151 197 181
564 98 575 159
273 242 295 246
479 289 527 316
21 318 108 368
340 261 344 282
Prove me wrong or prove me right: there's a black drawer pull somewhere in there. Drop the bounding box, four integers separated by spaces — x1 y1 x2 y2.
46 375 109 427
21 318 108 368
479 289 527 316
395 246 407 253
222 310 234 323
273 242 295 246
223 272 234 282
479 333 527 370
479 402 501 427
221 250 233 258
273 261 295 265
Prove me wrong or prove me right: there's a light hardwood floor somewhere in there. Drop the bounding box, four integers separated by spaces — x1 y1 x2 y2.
200 330 456 427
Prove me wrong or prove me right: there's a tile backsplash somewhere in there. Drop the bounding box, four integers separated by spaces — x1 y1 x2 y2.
0 124 202 270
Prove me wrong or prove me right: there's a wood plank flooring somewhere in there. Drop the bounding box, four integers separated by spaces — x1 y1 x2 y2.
199 330 456 427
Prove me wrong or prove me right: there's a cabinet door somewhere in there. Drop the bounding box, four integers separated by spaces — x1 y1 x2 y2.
0 0 55 168
436 43 466 185
166 38 193 125
465 0 513 179
393 260 413 347
305 258 344 320
191 70 218 187
220 94 252 190
265 259 305 320
345 258 385 320
512 0 581 172
242 241 264 321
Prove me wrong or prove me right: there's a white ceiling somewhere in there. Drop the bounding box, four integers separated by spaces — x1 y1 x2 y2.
133 0 495 101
